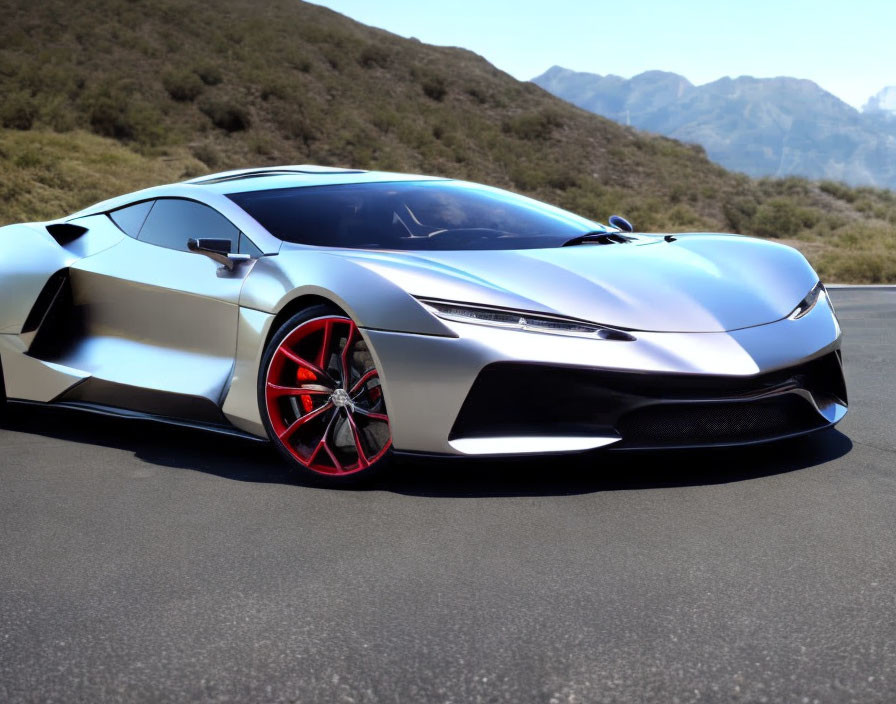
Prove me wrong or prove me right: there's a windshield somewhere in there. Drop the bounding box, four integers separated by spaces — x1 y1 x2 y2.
227 180 607 251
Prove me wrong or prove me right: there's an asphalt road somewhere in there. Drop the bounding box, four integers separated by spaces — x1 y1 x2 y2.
1 289 894 704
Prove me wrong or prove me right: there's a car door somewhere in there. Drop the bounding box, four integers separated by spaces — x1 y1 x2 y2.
63 198 256 422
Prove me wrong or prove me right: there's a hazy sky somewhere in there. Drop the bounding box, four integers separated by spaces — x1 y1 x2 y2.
308 0 894 110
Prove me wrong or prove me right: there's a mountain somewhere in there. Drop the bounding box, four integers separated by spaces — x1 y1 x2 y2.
864 86 896 116
533 66 896 190
0 0 894 281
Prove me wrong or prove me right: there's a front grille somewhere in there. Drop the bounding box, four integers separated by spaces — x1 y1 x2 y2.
449 352 845 448
616 396 826 448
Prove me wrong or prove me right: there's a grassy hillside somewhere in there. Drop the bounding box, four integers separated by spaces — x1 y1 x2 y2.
1 0 894 282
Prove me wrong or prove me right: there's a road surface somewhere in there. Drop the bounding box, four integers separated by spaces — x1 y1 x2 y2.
1 288 894 703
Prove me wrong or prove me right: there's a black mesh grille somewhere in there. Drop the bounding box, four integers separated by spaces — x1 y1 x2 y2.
616 396 826 447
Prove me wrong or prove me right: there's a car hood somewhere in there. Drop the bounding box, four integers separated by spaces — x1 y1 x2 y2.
330 234 819 333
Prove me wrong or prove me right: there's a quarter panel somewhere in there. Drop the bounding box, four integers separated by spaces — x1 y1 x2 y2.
0 224 75 334
0 217 126 335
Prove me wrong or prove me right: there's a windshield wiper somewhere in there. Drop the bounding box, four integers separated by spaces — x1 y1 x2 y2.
561 231 636 247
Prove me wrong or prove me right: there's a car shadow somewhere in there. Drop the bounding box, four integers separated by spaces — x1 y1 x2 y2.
383 431 853 497
2 403 852 497
3 403 294 484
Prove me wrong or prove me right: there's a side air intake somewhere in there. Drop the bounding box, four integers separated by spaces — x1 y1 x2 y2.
45 223 88 245
21 270 68 334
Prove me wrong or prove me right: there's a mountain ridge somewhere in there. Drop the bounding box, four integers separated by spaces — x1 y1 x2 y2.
533 66 896 189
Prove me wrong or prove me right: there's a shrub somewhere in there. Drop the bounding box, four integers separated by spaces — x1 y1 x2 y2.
722 197 758 232
199 98 250 132
421 75 447 101
667 203 701 227
280 113 316 146
259 77 291 101
194 63 223 86
162 70 204 102
0 92 38 130
358 44 390 69
191 142 220 167
819 180 856 203
817 250 896 284
465 86 487 105
545 168 579 191
502 110 563 141
370 108 399 134
509 165 547 191
319 45 343 71
282 48 313 73
85 90 135 140
751 198 814 238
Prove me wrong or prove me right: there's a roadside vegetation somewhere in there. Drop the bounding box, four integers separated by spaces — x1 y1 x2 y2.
1 0 894 281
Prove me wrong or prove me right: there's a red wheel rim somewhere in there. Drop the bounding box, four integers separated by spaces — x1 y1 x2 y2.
265 316 392 476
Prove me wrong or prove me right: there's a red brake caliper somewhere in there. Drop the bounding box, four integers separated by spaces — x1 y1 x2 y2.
296 367 316 412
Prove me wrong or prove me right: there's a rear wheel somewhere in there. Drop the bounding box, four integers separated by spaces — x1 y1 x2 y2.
259 305 393 485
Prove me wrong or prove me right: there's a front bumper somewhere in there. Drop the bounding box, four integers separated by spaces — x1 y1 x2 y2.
364 293 846 456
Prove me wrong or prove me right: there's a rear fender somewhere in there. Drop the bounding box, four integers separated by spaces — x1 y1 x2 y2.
0 216 124 334
0 223 74 334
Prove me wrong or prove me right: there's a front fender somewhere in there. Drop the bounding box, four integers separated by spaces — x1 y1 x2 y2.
239 249 455 336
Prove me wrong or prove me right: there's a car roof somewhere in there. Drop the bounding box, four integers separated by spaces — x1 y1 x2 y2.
67 166 447 218
184 165 447 192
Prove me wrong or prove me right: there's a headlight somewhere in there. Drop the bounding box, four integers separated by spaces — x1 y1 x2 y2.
788 281 827 320
417 298 635 341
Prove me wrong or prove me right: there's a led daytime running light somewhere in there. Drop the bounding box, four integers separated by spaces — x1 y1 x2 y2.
418 299 634 341
788 282 826 320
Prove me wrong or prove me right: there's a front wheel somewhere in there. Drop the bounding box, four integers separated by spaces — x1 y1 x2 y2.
259 305 393 485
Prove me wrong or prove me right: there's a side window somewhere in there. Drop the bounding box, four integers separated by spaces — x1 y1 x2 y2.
238 232 263 258
137 199 239 252
108 201 154 238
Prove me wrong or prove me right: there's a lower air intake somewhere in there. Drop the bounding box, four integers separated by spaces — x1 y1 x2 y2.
617 395 827 448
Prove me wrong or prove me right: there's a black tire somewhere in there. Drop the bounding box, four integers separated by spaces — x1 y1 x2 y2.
258 304 393 487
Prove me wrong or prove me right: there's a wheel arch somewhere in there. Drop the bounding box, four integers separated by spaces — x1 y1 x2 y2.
263 294 342 351
225 291 396 440
258 294 399 442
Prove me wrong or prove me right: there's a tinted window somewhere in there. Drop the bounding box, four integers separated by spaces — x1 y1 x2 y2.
108 201 153 238
227 181 606 251
238 232 263 258
137 199 239 252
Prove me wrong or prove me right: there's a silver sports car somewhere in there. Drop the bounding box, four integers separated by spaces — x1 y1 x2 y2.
0 166 847 483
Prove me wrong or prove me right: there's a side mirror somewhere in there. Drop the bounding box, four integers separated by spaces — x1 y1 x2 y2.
608 215 634 233
187 238 252 271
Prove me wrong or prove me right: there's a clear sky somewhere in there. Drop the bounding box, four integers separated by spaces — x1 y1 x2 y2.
308 0 895 110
